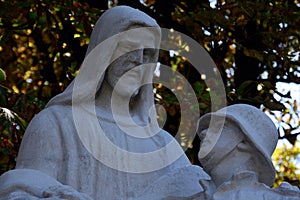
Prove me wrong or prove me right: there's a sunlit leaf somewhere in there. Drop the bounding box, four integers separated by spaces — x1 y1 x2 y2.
0 69 6 82
263 101 285 111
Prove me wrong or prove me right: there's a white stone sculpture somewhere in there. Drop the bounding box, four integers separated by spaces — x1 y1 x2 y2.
197 104 300 200
0 6 214 200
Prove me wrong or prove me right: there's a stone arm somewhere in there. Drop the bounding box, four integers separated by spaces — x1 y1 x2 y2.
273 182 300 198
0 169 93 200
135 165 215 200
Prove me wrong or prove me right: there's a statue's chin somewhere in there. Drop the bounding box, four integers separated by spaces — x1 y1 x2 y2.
115 87 139 99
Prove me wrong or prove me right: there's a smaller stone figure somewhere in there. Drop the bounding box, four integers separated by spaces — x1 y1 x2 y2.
197 104 300 200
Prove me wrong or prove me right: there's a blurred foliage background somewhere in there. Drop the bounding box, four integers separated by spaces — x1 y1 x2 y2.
0 0 299 187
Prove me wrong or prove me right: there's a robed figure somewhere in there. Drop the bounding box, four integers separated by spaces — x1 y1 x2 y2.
0 6 213 200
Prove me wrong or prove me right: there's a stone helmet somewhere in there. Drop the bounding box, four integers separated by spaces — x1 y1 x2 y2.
197 104 278 186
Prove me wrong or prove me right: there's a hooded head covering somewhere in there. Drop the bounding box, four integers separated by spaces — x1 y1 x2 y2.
197 104 278 186
47 6 161 109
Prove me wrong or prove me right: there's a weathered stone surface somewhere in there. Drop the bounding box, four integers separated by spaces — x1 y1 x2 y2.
0 6 213 200
198 104 300 200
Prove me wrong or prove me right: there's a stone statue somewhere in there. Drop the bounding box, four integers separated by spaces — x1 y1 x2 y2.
197 104 300 200
0 6 214 200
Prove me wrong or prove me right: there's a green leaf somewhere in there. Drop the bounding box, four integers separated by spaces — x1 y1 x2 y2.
29 12 38 20
236 80 257 96
39 16 47 25
0 68 6 82
0 107 28 130
13 114 28 131
194 81 204 96
263 101 285 111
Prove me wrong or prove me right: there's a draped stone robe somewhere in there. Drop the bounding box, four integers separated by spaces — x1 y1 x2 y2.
0 6 213 200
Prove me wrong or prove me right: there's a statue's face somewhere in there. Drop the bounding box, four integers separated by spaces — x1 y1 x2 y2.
106 29 157 97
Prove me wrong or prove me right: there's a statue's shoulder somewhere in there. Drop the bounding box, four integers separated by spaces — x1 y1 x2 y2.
35 105 71 119
29 105 72 127
23 105 73 140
